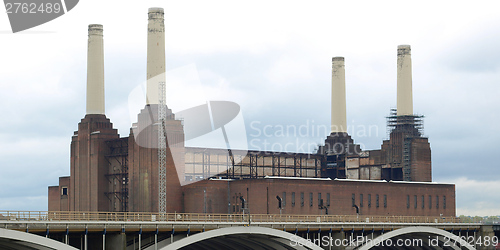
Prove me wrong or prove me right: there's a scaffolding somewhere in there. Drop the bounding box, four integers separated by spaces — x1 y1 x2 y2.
104 138 129 212
386 108 424 137
158 81 167 215
386 108 425 181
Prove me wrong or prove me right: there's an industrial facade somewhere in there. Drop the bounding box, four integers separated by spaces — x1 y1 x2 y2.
48 8 455 217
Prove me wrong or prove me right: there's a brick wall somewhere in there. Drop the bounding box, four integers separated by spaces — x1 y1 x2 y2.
182 178 455 216
69 114 118 212
128 105 184 213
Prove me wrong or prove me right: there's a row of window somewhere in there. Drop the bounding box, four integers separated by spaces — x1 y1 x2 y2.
279 192 331 208
277 192 447 210
406 195 446 209
278 192 389 209
352 194 387 208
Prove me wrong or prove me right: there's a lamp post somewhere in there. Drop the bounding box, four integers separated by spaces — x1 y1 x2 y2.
319 199 329 215
203 189 206 213
276 195 282 215
240 196 250 225
352 204 360 219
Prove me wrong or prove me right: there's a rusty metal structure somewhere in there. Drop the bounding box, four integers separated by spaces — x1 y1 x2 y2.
184 148 321 181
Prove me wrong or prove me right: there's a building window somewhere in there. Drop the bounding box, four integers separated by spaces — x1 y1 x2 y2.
318 193 322 207
282 192 286 207
383 195 387 208
429 195 432 209
326 193 330 207
300 192 304 207
291 192 295 207
368 194 371 208
61 187 68 196
376 194 379 208
235 194 238 210
436 195 439 209
422 195 425 209
309 193 313 207
414 195 417 209
360 194 364 207
407 195 410 209
443 196 446 209
352 194 355 207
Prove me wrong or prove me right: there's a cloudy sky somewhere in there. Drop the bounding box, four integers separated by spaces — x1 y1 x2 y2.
0 1 499 216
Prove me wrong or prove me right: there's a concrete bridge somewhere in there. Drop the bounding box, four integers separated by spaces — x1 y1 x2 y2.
1 211 498 249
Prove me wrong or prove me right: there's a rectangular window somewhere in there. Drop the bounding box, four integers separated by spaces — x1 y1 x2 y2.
422 195 425 209
414 195 417 209
326 193 330 207
360 194 364 207
406 195 410 209
376 194 379 208
443 196 446 209
352 194 355 207
282 192 286 207
429 195 432 209
436 195 439 209
291 192 295 207
368 194 371 208
235 194 238 211
61 187 68 196
383 195 387 208
300 192 304 207
318 193 322 207
309 193 313 207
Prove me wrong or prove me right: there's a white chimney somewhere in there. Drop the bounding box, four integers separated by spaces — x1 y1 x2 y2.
86 24 105 115
146 7 165 105
397 45 413 116
331 57 347 133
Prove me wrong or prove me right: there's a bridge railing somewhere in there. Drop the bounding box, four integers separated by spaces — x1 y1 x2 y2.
0 211 480 224
248 214 465 224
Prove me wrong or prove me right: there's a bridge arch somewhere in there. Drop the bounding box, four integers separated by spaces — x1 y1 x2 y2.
357 226 475 250
0 228 77 250
162 226 323 250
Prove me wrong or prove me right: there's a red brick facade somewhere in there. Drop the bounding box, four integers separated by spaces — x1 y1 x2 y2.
48 111 454 217
128 105 184 213
48 177 70 211
68 114 119 211
183 178 455 217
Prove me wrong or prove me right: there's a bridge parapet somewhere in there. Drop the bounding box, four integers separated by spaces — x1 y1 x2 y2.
0 210 482 238
0 210 482 224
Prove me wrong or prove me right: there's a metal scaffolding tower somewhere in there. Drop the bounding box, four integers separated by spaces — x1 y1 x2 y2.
158 81 167 214
386 108 425 181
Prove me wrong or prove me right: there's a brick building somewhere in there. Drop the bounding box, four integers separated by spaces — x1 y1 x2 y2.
48 8 455 217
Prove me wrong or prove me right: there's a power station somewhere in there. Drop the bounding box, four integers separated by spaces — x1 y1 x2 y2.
49 8 455 217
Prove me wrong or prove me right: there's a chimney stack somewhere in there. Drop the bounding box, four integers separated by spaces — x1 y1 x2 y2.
331 57 347 133
86 24 105 115
146 7 165 105
397 45 413 116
